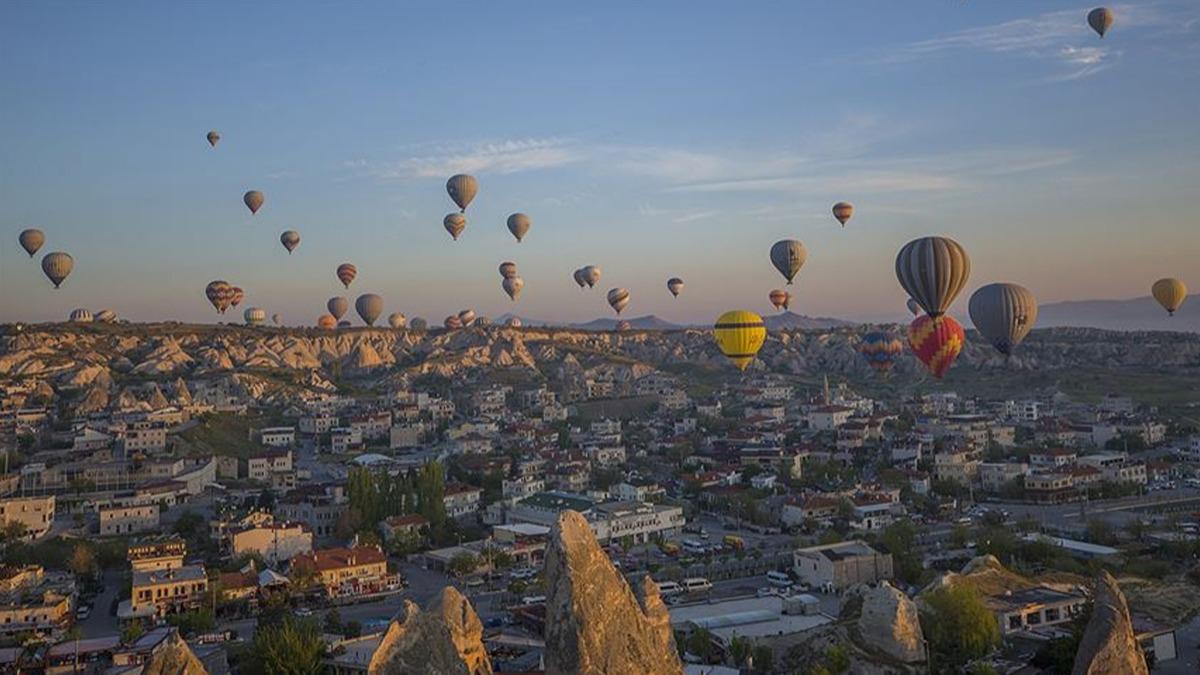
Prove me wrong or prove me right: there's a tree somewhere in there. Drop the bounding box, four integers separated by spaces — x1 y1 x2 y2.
250 617 324 675
729 636 752 666
684 629 715 662
1086 519 1116 546
751 645 774 673
879 521 923 585
173 510 205 538
920 585 1001 669
323 608 343 634
69 543 97 579
447 553 479 578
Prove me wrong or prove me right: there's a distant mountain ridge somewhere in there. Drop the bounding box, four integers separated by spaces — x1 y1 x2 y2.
496 311 855 331
1037 294 1199 332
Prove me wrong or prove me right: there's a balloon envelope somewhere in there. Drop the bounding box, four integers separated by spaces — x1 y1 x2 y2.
95 309 117 323
859 331 904 373
230 287 244 308
355 294 383 326
337 263 357 288
205 280 231 313
444 315 463 329
244 307 266 326
507 213 531 242
499 262 518 279
388 312 407 329
714 310 767 371
502 276 524 301
832 202 854 226
1088 7 1114 37
42 252 74 288
327 297 349 320
19 229 45 257
895 236 971 318
446 174 478 211
769 289 789 311
582 266 602 288
505 317 522 327
280 230 300 254
272 313 282 326
243 190 264 215
770 240 807 284
607 288 630 315
69 308 93 323
667 278 684 297
317 314 337 329
906 298 921 316
444 213 466 240
968 283 1039 355
908 315 965 379
1152 278 1187 316
573 268 587 288
207 130 220 147
458 309 476 326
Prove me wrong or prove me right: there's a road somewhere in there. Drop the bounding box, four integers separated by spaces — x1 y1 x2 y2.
1157 612 1200 674
78 569 121 638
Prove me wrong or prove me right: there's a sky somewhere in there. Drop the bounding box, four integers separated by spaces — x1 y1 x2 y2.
2 1 1198 326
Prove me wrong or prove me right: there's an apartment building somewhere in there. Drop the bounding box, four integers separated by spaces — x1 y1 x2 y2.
99 503 160 536
0 495 55 540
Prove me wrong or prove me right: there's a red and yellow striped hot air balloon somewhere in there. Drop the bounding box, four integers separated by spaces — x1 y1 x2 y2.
907 315 965 379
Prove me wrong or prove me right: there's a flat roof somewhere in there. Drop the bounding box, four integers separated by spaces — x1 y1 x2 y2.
669 596 831 642
494 523 550 536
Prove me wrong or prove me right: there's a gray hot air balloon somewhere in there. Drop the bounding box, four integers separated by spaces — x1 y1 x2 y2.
446 174 478 212
18 229 45 257
499 261 518 279
95 309 117 323
607 288 630 315
458 309 476 326
968 283 1039 356
906 298 921 317
69 308 93 323
388 312 407 329
410 317 428 331
582 265 602 288
280 230 300 254
507 213 531 242
207 130 220 147
327 296 349 320
244 307 267 326
503 276 524 301
667 277 684 298
770 240 807 284
895 236 971 317
41 251 74 288
443 213 466 240
338 320 352 328
244 190 265 215
1088 7 1114 37
272 313 282 326
573 268 586 288
355 293 383 326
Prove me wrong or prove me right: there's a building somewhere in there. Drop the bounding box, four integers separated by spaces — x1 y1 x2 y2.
299 413 338 435
979 462 1029 492
276 487 348 539
248 450 293 482
590 501 685 545
128 537 187 572
1024 472 1077 504
792 540 893 590
99 503 160 536
253 426 296 448
230 522 314 564
491 523 550 568
0 565 74 638
984 586 1087 635
117 421 168 454
0 495 55 540
1029 448 1077 469
807 406 854 431
290 546 399 598
127 565 209 619
330 427 364 454
442 483 483 520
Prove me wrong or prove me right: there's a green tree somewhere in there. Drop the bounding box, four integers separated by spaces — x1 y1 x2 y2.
447 553 479 578
751 645 774 672
323 608 343 634
69 543 97 579
920 585 1001 669
729 636 752 666
879 521 923 585
250 617 324 675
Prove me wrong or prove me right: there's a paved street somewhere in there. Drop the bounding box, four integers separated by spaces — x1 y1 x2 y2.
77 569 121 638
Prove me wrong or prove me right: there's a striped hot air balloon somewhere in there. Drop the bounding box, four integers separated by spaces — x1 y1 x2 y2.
444 213 466 240
907 314 965 379
607 288 630 315
95 309 117 323
858 331 904 374
507 213 531 242
505 317 522 327
713 310 767 371
458 309 476 326
968 283 1039 355
582 266 601 288
356 293 383 326
206 280 231 313
388 312 407 329
770 240 807 284
832 202 854 227
337 263 357 289
41 252 74 288
69 308 93 323
230 287 245 308
895 236 971 317
446 174 478 212
280 230 300 254
244 307 266 326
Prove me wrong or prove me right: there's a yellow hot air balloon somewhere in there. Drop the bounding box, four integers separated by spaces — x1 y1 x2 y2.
713 310 767 371
1152 278 1187 316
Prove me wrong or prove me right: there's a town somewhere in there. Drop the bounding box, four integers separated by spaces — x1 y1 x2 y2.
1 323 1198 674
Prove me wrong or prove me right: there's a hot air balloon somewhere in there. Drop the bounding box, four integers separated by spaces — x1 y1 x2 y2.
18 229 44 257
280 230 300 254
69 308 93 323
832 202 854 227
444 315 463 330
505 317 522 327
205 280 231 313
444 213 466 240
446 174 478 212
507 213 531 242
858 331 904 373
272 313 282 326
244 307 266 326
895 236 971 317
338 320 352 328
1152 278 1187 316
607 288 630 315
770 240 807 285
499 262 518 279
95 309 117 323
230 287 245 308
1088 7 1114 37
458 309 476 326
582 266 602 288
502 276 524 301
768 289 789 311
356 294 383 326
573 268 587 288
906 298 921 317
327 297 349 320
41 252 74 288
410 317 428 331
388 312 407 329
714 310 767 371
667 278 684 298
969 283 1039 356
337 263 357 288
908 314 965 379
244 190 264 215
207 130 220 147
615 320 632 331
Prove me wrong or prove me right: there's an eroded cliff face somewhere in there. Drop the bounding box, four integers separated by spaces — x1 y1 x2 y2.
141 630 209 675
368 586 492 675
1072 571 1149 675
856 581 926 664
543 510 683 675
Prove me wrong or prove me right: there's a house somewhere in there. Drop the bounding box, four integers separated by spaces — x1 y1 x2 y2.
443 483 482 520
290 546 398 598
99 503 160 536
1029 448 1077 469
379 514 428 546
0 565 74 638
979 462 1029 493
807 406 854 431
247 450 293 482
330 427 363 454
116 421 168 454
252 426 296 448
793 540 894 590
1024 472 1077 504
984 586 1087 635
230 521 314 564
299 413 338 435
127 537 186 572
126 565 209 619
590 501 685 545
0 495 55 540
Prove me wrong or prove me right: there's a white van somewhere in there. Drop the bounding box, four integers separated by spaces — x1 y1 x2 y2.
682 577 713 594
656 581 683 597
766 571 792 588
520 595 547 605
682 540 708 555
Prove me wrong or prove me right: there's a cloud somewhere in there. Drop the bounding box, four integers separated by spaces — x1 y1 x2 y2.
368 137 581 179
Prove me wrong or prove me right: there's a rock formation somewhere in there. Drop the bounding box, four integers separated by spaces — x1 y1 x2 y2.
1072 571 1149 675
141 629 208 675
543 510 683 675
857 581 925 663
368 586 491 675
